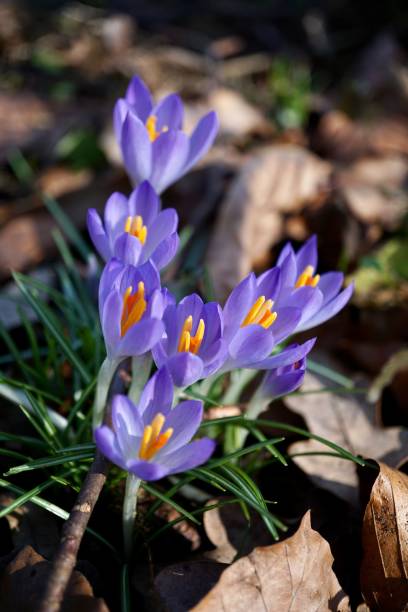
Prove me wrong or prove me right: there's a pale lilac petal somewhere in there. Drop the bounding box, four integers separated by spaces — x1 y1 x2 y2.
145 288 165 320
161 438 216 474
165 352 204 388
282 287 323 327
262 370 305 399
201 339 228 376
228 326 276 366
276 242 294 266
256 267 281 301
150 232 180 270
162 400 203 453
125 76 153 122
153 93 184 131
113 233 143 266
127 459 169 481
94 426 127 470
111 395 143 436
298 283 354 331
295 235 318 275
254 338 316 369
113 99 129 144
145 208 178 255
150 130 189 194
278 249 297 287
271 306 302 343
176 294 205 333
118 318 164 357
138 366 174 421
121 111 152 184
184 111 219 173
104 191 129 233
87 209 110 261
318 272 344 305
223 273 257 339
101 290 122 358
135 259 161 294
201 302 223 348
128 181 159 225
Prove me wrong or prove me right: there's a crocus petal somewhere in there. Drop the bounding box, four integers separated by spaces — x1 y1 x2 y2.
104 191 129 233
295 235 318 274
298 283 354 331
101 290 122 358
145 208 178 255
134 259 161 295
228 326 276 367
278 249 297 288
94 426 127 470
118 318 164 358
113 99 129 144
318 272 344 305
111 395 143 436
99 259 125 309
161 400 203 453
153 93 184 131
201 338 228 376
282 287 323 327
162 438 216 474
126 459 169 481
256 267 281 301
128 180 159 225
138 366 174 421
176 294 205 333
121 111 152 185
125 75 153 122
150 130 189 194
262 370 305 399
276 242 294 267
150 232 180 270
87 209 110 261
271 306 302 343
254 338 316 369
113 233 143 266
223 273 257 339
164 352 204 388
184 111 219 173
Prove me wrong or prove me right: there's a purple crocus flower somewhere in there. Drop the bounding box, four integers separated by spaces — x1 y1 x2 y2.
94 367 215 481
258 340 314 400
152 294 227 387
221 268 303 372
114 76 219 193
99 258 165 360
87 181 179 270
275 235 354 332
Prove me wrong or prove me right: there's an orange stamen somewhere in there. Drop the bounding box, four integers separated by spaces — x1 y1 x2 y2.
124 215 147 245
145 114 169 142
139 412 173 460
120 281 147 337
241 296 277 329
177 316 205 355
295 265 320 288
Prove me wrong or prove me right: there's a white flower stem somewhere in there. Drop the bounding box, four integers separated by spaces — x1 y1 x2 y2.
92 357 121 429
222 368 257 405
123 473 141 560
128 354 152 404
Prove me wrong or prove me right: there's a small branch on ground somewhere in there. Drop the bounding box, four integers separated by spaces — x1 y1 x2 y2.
38 450 109 612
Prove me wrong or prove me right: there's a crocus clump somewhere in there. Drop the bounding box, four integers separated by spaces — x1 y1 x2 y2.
87 181 179 269
114 76 219 193
94 368 215 480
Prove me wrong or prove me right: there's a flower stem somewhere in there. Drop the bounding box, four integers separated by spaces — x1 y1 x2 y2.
123 473 141 560
128 354 152 404
92 357 121 429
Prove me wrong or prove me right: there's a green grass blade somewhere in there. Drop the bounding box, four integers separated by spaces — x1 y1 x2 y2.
142 482 200 525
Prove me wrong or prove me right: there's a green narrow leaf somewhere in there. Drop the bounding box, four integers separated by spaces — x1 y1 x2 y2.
5 451 94 475
43 194 91 262
142 482 200 525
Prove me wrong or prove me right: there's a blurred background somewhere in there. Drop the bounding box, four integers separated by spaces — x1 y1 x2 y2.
0 0 407 415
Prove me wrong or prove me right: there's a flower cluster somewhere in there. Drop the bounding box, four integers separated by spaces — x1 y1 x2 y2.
89 76 354 483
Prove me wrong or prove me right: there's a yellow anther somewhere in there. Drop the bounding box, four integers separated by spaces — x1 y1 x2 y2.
145 114 169 142
138 412 173 461
295 265 320 289
177 316 205 355
120 281 147 337
241 296 277 329
124 215 147 245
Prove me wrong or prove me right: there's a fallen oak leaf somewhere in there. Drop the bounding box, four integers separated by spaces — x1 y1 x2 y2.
192 510 350 611
361 462 408 611
286 372 408 507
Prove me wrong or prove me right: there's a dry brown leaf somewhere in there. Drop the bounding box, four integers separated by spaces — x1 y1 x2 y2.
286 372 408 506
0 545 109 612
206 145 332 300
337 156 408 230
203 501 270 563
193 511 350 612
360 462 408 611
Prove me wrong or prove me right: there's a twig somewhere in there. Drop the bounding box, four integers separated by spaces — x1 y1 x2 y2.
38 450 109 612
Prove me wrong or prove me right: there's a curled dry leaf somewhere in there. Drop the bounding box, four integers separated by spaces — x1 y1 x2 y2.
361 462 408 611
206 145 332 300
0 545 109 612
286 372 408 507
193 511 350 612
